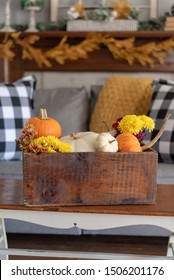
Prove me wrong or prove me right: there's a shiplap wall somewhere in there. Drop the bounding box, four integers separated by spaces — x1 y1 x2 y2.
0 0 173 25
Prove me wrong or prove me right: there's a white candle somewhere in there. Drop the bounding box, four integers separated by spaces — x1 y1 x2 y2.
150 0 157 18
78 0 83 4
1 0 15 32
50 0 58 22
5 0 11 28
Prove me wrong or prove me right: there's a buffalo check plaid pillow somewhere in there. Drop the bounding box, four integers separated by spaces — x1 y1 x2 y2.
0 75 36 161
145 79 174 163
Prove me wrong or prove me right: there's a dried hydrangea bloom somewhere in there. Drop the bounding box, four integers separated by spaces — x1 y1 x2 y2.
16 124 37 152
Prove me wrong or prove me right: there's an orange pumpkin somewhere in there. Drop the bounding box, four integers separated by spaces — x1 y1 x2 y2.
26 108 62 138
116 133 142 152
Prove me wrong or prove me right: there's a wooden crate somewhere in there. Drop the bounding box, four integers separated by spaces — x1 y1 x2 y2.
23 150 158 206
67 20 138 31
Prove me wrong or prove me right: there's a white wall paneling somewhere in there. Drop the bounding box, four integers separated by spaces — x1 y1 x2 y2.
158 0 173 16
48 0 167 22
0 1 173 25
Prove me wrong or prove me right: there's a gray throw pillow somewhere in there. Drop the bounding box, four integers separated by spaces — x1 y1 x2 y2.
89 85 103 116
34 87 89 136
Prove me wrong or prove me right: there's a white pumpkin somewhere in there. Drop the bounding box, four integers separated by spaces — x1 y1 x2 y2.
60 131 99 152
95 132 118 152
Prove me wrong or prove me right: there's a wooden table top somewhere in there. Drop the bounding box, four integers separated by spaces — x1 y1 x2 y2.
0 179 174 216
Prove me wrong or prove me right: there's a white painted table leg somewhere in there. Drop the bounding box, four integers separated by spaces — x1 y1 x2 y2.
0 218 9 260
167 233 174 257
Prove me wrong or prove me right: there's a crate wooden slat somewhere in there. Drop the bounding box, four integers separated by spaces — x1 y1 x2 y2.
23 150 158 206
67 20 138 31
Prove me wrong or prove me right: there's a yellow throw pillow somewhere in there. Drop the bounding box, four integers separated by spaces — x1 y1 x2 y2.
89 76 153 133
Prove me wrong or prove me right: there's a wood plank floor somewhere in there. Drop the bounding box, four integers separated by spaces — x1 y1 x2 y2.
7 234 169 260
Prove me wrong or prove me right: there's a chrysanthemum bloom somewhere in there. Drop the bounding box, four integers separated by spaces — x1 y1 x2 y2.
118 115 144 135
112 115 155 141
138 115 155 131
29 136 72 153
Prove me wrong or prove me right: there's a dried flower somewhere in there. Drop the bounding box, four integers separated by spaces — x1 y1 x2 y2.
110 0 131 20
16 124 72 153
67 2 85 20
16 124 37 152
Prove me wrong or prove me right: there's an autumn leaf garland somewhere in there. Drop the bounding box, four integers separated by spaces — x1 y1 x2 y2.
1 32 174 67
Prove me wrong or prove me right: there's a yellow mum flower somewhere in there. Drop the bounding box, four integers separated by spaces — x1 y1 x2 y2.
29 136 72 153
139 115 155 132
118 115 144 134
59 142 72 153
118 115 155 135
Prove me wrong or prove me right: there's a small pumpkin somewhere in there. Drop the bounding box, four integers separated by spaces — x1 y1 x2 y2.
26 108 62 138
60 131 99 152
116 133 142 152
95 132 118 152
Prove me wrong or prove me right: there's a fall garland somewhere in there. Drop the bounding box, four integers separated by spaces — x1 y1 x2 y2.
1 32 174 68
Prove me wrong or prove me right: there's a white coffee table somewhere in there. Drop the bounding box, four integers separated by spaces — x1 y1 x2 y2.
0 179 174 260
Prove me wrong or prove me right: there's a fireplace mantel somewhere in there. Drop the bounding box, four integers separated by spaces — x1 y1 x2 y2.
1 31 174 83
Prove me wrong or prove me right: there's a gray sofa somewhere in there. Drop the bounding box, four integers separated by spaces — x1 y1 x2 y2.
0 84 173 237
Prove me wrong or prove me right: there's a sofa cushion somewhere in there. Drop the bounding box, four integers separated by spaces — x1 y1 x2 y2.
146 80 174 163
89 76 153 133
0 75 36 161
34 87 89 136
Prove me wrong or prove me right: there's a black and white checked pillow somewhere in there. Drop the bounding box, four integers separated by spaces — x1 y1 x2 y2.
0 75 36 161
146 79 174 163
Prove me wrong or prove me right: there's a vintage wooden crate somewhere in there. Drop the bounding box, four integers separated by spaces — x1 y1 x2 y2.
23 149 158 206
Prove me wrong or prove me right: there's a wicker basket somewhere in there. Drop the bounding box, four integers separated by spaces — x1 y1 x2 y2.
67 20 138 31
23 149 158 206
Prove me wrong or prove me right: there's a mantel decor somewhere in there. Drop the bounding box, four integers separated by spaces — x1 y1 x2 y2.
1 32 174 68
67 19 138 32
66 0 138 31
21 0 44 32
0 0 15 32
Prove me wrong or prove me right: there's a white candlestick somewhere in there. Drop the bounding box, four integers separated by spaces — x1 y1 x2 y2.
3 57 9 83
50 0 58 22
26 6 41 32
1 0 15 32
150 0 157 18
